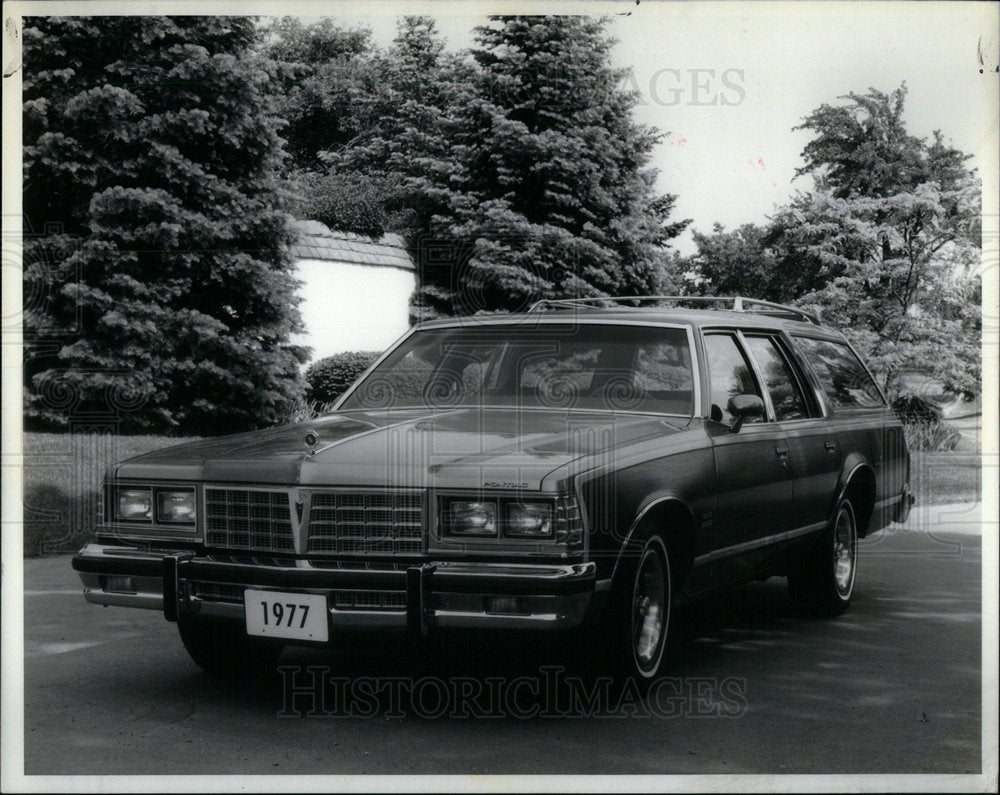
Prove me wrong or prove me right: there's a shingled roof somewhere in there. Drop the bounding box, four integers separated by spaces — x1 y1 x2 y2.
289 219 415 272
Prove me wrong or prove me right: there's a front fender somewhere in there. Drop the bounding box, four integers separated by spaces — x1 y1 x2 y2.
606 496 697 590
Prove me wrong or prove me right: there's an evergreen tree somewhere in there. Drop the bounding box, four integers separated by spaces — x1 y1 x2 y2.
316 16 475 242
23 16 308 434
261 16 373 174
428 15 687 316
294 15 689 318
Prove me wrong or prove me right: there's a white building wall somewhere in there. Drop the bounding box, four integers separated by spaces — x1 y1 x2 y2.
292 259 416 362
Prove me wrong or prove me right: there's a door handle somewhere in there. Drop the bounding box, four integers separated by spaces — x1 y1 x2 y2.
825 440 837 452
775 446 789 458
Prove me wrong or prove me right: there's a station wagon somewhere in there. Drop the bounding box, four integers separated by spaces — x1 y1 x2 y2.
73 296 914 681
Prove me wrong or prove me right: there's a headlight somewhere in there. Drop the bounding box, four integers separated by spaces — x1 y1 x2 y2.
504 502 553 537
156 489 197 524
116 488 152 521
442 500 498 537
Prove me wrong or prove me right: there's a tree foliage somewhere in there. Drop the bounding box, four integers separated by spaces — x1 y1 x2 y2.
794 84 973 200
787 186 981 398
315 16 475 242
687 223 785 300
787 85 981 399
23 17 308 434
261 17 373 174
274 15 689 319
421 15 688 317
685 84 981 400
305 350 382 404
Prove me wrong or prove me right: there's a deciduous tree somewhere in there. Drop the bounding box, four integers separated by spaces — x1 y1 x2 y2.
783 84 981 398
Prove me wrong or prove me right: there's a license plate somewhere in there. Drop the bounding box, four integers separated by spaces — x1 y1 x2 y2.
244 589 329 642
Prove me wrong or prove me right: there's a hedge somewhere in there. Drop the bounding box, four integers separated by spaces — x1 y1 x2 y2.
305 351 382 404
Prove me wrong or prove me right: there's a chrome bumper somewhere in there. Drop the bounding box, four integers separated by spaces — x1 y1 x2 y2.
72 543 598 633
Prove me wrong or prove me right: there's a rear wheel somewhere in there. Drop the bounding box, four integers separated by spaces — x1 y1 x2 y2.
788 497 858 617
177 613 284 677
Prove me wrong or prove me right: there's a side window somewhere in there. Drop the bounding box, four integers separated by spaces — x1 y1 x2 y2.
703 333 763 425
793 336 885 409
743 336 809 421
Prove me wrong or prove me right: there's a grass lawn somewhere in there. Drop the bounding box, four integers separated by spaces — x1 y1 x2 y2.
909 450 982 507
18 433 984 557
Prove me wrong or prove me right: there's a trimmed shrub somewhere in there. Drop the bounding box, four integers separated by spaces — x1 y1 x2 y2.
301 172 389 238
306 351 382 404
274 397 340 425
892 393 943 425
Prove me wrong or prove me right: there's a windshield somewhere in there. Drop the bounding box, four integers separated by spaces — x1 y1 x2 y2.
339 323 695 416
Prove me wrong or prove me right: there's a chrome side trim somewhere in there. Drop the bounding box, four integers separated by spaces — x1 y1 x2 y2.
834 461 876 519
693 522 825 566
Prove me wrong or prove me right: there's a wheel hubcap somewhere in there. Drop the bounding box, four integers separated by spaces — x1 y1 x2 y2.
833 505 857 598
632 546 668 672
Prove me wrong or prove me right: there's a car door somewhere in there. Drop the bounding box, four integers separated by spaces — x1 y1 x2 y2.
702 331 793 576
742 333 842 543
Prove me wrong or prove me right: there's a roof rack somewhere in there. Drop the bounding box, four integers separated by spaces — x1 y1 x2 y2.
527 295 822 326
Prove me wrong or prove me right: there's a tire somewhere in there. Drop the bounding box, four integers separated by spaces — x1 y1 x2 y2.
788 497 858 617
594 535 674 683
177 613 284 677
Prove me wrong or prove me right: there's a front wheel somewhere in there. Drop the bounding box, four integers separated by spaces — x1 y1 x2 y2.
594 535 673 682
177 613 284 677
788 497 858 617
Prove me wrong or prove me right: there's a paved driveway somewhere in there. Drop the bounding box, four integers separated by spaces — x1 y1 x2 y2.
12 509 989 783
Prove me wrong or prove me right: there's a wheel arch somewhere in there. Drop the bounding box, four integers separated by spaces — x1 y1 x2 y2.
834 460 877 538
607 497 697 601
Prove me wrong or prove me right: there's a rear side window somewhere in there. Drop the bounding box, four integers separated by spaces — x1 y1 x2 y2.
743 336 809 421
792 336 885 409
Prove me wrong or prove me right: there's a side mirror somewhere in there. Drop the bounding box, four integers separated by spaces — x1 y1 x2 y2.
727 394 764 433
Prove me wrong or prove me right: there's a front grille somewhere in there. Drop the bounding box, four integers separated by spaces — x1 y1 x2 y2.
333 590 407 611
205 553 298 568
191 582 244 603
205 488 294 553
308 491 424 555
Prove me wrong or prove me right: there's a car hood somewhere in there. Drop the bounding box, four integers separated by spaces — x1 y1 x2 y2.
113 408 692 490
